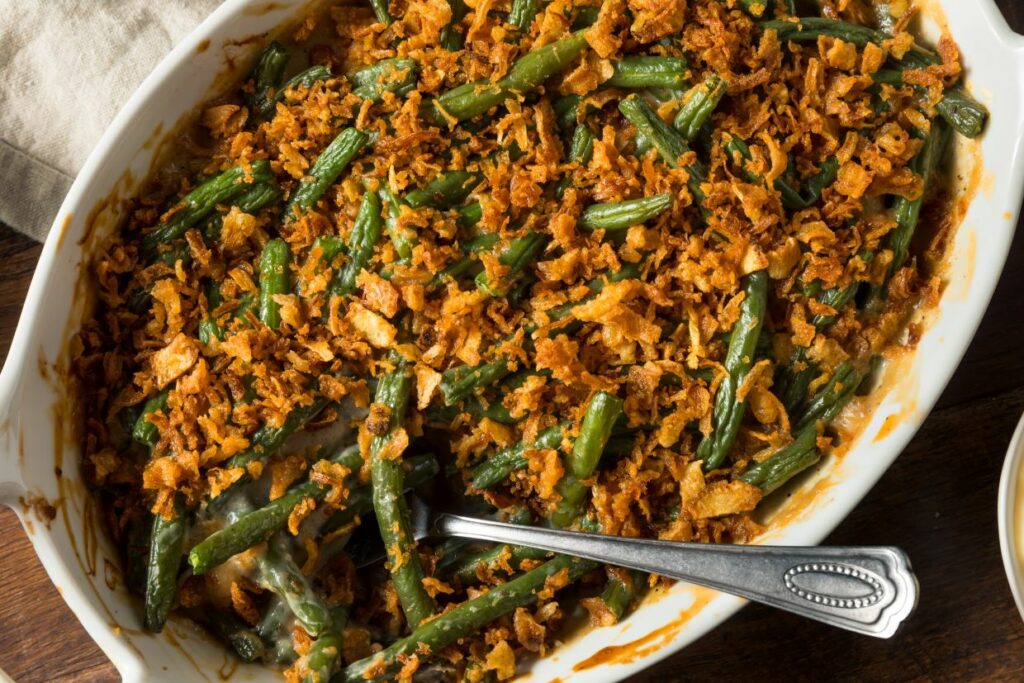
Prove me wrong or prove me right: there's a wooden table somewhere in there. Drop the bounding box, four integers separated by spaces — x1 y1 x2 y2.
2 7 1024 678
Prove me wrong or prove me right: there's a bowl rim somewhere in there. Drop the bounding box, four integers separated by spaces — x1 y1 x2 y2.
998 411 1024 621
2 1 1024 681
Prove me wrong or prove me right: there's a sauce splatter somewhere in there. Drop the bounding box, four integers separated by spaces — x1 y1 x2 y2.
55 213 74 252
243 1 289 15
572 587 717 671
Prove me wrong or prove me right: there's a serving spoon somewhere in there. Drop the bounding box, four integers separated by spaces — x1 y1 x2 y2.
351 497 918 638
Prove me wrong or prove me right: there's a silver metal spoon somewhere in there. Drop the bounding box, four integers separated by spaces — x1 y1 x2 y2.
398 497 918 638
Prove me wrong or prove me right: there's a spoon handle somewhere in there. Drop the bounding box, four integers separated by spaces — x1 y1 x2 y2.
435 513 917 638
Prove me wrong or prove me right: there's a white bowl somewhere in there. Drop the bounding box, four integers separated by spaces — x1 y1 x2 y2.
998 412 1024 620
0 2 1022 681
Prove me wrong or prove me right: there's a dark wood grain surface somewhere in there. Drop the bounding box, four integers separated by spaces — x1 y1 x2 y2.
2 4 1024 680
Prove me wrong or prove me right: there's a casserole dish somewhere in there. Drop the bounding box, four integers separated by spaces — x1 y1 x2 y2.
1 1 1022 680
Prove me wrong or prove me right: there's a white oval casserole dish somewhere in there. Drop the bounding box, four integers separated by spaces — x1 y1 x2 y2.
1 2 1023 681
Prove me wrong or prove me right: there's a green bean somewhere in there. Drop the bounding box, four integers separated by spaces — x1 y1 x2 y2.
201 611 266 663
739 424 818 493
201 287 258 344
579 193 673 231
248 42 290 119
265 65 334 118
405 171 481 209
367 0 392 24
793 362 861 434
440 0 469 50
258 238 291 329
440 358 514 407
812 250 874 328
127 287 155 315
152 241 192 269
303 632 344 683
426 392 514 426
500 32 592 92
605 56 688 90
132 387 170 447
445 544 549 585
600 569 643 621
697 271 768 471
202 181 283 243
509 0 541 32
428 369 542 426
550 391 624 528
257 534 332 636
571 5 600 29
726 137 838 210
286 128 370 219
256 598 296 664
674 74 727 142
554 94 583 131
746 362 862 492
379 185 416 264
619 95 687 166
304 235 346 280
429 31 588 122
338 555 595 682
199 283 224 345
320 454 440 534
555 123 595 199
569 122 595 164
189 446 362 575
141 161 273 257
475 232 549 296
885 123 947 281
457 201 483 228
144 495 186 633
330 190 383 299
234 292 257 327
634 130 653 157
349 58 417 101
876 39 988 139
933 87 987 139
774 250 873 414
369 357 436 627
864 123 947 309
761 17 885 48
618 95 706 204
225 396 332 471
778 360 811 419
431 233 500 286
776 348 828 420
508 274 536 307
792 157 839 209
469 423 568 489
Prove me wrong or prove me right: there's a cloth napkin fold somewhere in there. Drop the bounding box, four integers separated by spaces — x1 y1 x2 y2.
0 1 222 242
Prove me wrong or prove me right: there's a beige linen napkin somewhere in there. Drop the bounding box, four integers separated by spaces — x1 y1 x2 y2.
0 1 222 241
